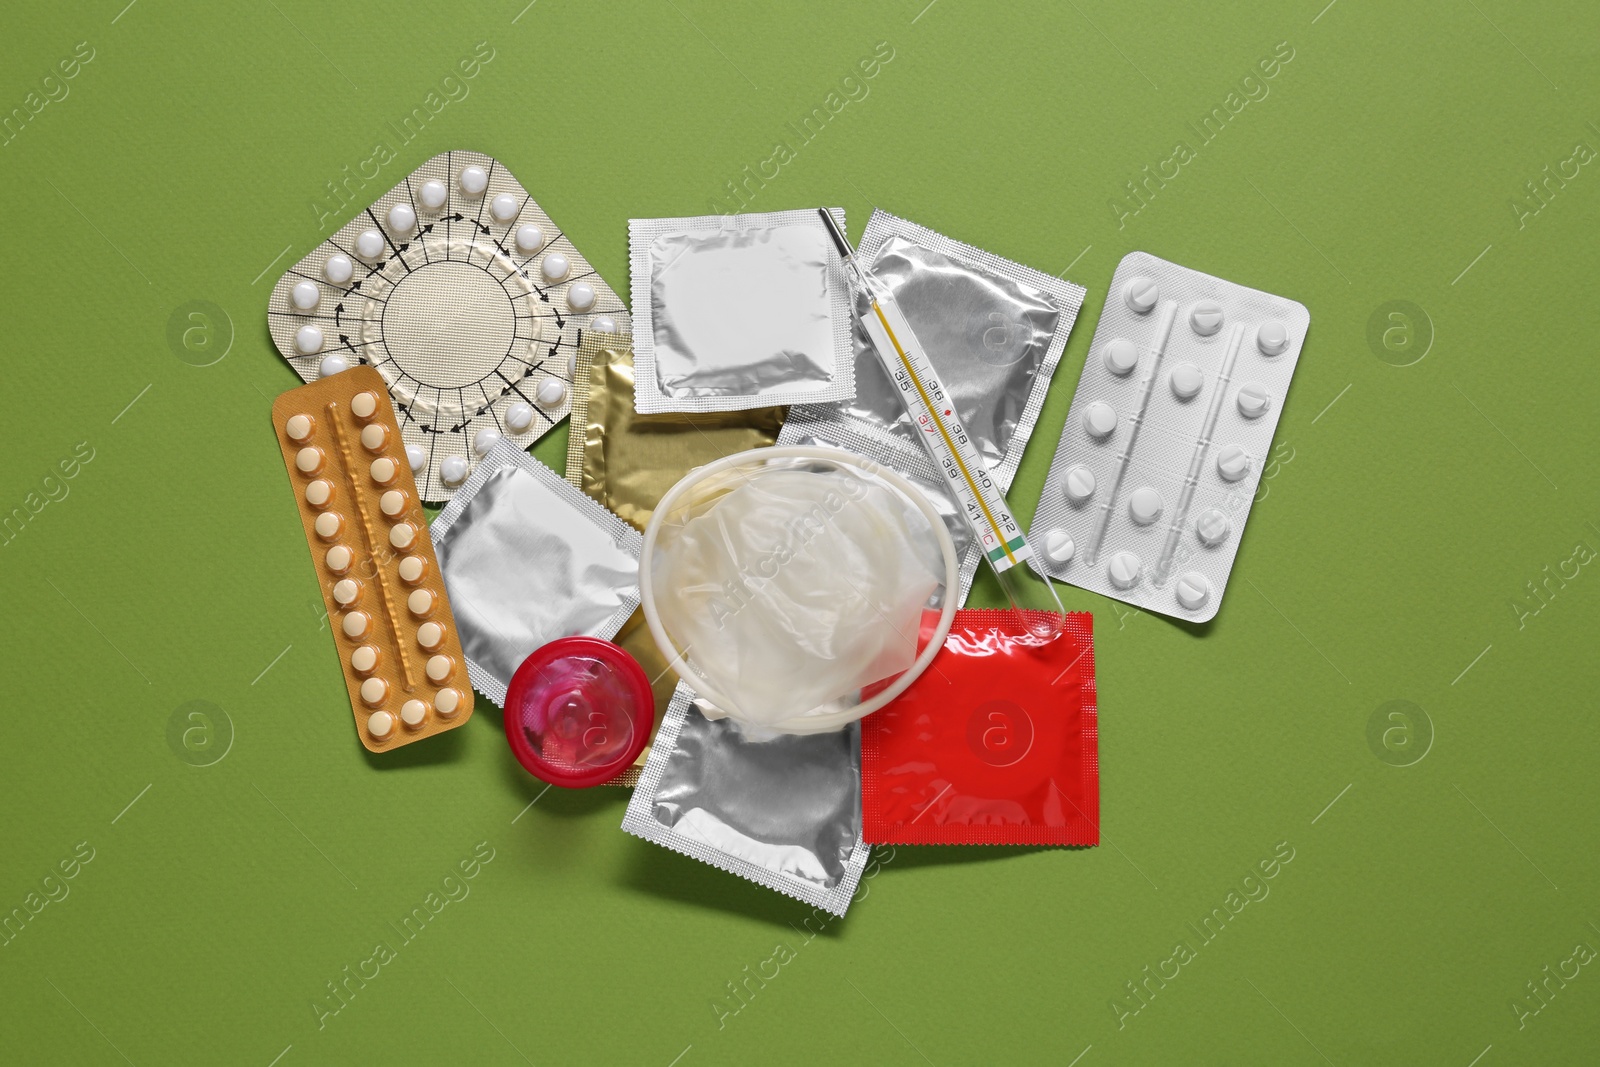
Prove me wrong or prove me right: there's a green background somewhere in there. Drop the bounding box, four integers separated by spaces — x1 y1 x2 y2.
3 1 1597 1063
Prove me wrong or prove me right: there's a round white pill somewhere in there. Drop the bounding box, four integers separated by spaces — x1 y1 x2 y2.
325 545 352 573
343 611 372 639
1170 362 1204 400
350 645 379 675
366 710 395 740
1083 401 1117 439
435 688 463 717
401 699 428 728
590 314 618 334
514 224 544 254
397 555 427 584
379 490 407 518
324 253 353 285
567 282 596 311
417 621 445 651
387 203 416 235
363 677 390 706
408 589 435 616
536 378 567 407
294 324 324 355
1217 444 1251 482
1044 529 1076 563
314 511 343 540
1257 320 1290 356
405 445 425 472
440 456 470 485
473 428 502 455
332 579 360 606
1191 300 1224 336
1107 551 1142 590
1064 466 1097 504
1125 276 1159 313
1237 383 1272 419
390 523 416 551
541 253 570 282
490 193 519 222
285 414 315 442
1175 571 1212 611
425 655 453 683
1196 508 1230 546
360 424 389 452
419 179 448 211
305 479 334 508
460 165 488 196
295 446 324 474
291 280 320 313
370 457 398 485
355 228 385 260
318 354 349 377
505 402 535 434
1128 487 1163 525
1102 338 1138 376
350 391 378 420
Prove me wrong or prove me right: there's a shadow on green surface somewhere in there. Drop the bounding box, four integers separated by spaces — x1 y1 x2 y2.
617 842 849 934
358 719 471 770
878 843 1085 869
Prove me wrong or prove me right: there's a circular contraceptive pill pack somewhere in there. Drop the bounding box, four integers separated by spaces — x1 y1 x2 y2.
267 151 630 502
1027 251 1310 622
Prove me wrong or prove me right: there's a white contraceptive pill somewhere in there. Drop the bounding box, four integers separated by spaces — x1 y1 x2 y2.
536 378 566 407
295 325 323 355
567 281 596 311
268 152 629 502
387 203 417 235
291 280 320 312
1030 251 1309 622
356 229 385 260
472 428 501 456
1044 529 1075 563
505 402 534 434
324 254 353 285
419 179 447 210
541 253 570 282
515 224 543 254
1103 337 1139 375
490 193 519 222
1064 465 1096 505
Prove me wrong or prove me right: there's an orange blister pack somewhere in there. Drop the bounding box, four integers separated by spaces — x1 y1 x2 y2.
271 366 475 751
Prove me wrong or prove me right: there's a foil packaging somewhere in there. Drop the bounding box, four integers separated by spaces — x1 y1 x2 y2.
430 442 642 707
780 208 1085 494
564 331 785 532
629 208 856 414
622 682 870 917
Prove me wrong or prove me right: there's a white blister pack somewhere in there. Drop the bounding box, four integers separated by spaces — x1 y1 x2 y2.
267 150 628 502
1028 251 1309 622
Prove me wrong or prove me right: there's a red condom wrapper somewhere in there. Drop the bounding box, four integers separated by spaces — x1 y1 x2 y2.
861 610 1097 846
